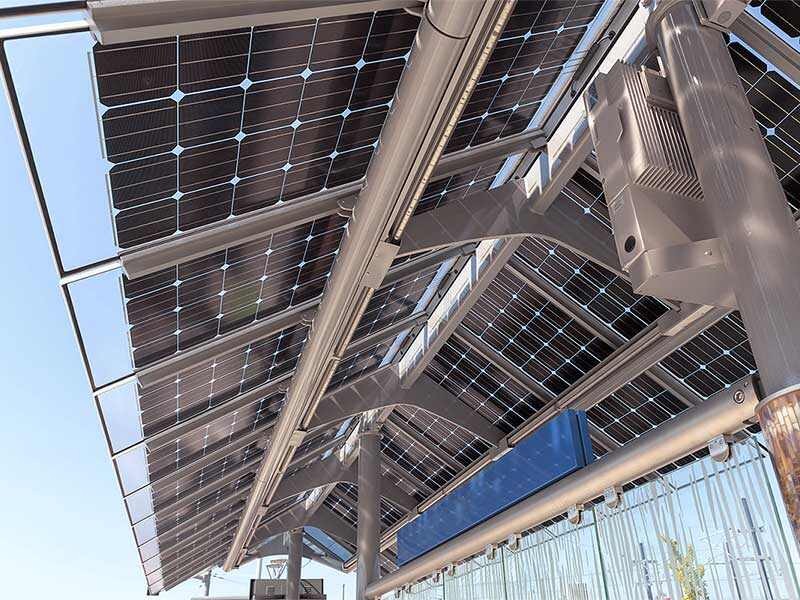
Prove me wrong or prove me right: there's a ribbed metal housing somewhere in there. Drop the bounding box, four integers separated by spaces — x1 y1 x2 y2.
618 63 703 199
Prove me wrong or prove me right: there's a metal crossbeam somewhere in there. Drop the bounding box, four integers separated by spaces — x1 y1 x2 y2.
399 177 622 276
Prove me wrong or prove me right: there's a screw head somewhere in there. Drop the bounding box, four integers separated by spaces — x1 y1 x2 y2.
733 389 745 404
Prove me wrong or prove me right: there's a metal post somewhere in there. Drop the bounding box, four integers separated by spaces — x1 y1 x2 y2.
287 528 303 600
652 0 800 544
357 430 382 600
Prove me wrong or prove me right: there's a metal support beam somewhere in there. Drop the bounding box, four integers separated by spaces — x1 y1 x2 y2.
309 506 359 549
249 534 343 572
731 11 800 86
345 311 428 357
88 0 424 44
272 454 416 512
309 367 504 446
365 376 760 597
357 430 382 600
654 0 800 546
399 179 622 276
286 528 303 599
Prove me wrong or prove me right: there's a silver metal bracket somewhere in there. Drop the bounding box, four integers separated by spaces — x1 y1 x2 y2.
567 504 584 525
361 240 401 289
708 434 734 462
603 485 623 509
695 0 748 31
506 533 522 551
484 543 498 560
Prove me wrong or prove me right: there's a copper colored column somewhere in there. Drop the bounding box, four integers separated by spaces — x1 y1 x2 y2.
757 392 800 544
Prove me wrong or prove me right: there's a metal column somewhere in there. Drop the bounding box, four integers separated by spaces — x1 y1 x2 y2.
357 430 382 600
287 528 303 599
653 0 800 543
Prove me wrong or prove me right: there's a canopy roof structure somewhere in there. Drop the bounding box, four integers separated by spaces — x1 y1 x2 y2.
3 0 799 596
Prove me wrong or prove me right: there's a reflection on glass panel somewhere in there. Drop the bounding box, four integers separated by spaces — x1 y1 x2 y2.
505 514 605 600
596 440 800 600
444 554 506 600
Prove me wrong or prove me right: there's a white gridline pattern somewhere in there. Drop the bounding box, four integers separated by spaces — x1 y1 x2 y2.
95 13 416 247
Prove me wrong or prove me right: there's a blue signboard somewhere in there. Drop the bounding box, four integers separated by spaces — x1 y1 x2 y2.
396 410 593 565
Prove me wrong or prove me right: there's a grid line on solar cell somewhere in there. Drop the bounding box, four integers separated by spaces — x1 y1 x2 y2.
586 374 689 447
445 0 605 155
462 267 614 396
660 313 756 400
329 340 393 390
93 10 420 248
136 322 306 437
389 405 490 467
148 441 263 520
513 235 668 340
749 1 800 40
729 40 800 210
381 431 455 493
414 158 506 214
143 390 283 486
123 215 343 367
329 482 405 529
425 336 544 433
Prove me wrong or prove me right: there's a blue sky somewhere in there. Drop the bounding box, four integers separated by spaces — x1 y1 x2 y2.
0 3 355 598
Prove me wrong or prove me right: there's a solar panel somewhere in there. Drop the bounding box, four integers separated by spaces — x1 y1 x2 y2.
382 429 456 493
328 339 394 390
445 0 606 154
92 9 421 248
729 40 800 210
461 267 614 396
414 158 507 214
389 406 490 468
136 324 304 439
749 1 800 40
123 215 344 367
425 336 543 433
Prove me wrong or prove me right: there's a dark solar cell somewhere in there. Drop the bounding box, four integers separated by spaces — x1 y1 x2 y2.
425 336 543 433
323 487 358 528
514 236 668 340
137 323 305 436
330 482 404 529
381 431 456 492
390 405 490 467
462 267 614 396
149 441 263 518
749 1 800 39
445 0 605 154
123 216 343 367
144 391 282 486
329 340 393 390
587 374 689 447
93 10 420 248
414 158 507 214
352 262 441 339
660 313 756 399
729 41 800 211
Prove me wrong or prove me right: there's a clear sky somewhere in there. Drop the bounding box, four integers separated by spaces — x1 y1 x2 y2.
0 2 356 598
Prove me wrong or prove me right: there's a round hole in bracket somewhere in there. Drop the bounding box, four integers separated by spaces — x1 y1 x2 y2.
624 235 636 253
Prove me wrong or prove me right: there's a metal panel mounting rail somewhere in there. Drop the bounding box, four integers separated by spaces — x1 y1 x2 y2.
222 0 518 571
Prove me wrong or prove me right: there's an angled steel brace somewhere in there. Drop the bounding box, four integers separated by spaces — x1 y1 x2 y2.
308 506 358 549
308 367 504 446
398 179 622 276
272 454 417 512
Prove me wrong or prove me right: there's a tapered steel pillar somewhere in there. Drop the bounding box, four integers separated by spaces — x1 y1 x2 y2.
287 528 303 599
356 430 382 600
653 0 800 544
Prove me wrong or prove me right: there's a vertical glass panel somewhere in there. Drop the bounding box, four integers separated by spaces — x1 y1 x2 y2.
98 380 142 452
444 553 506 600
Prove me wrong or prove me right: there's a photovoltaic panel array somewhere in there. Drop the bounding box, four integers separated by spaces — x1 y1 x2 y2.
414 158 507 214
749 1 800 40
445 0 606 154
92 9 421 248
461 267 614 397
122 215 344 368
